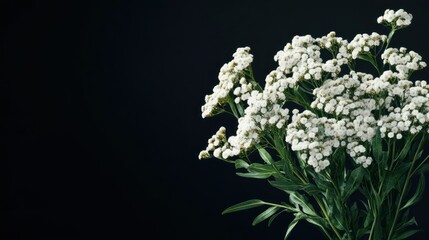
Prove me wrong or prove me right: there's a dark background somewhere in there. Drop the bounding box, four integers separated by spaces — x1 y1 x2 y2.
3 0 429 239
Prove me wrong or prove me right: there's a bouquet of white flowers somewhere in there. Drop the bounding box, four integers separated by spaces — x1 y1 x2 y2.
199 9 428 240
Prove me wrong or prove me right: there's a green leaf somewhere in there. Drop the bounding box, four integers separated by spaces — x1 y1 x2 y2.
372 127 383 162
418 163 429 174
356 228 368 239
227 100 239 118
342 166 365 199
257 146 274 165
269 180 301 192
350 202 359 224
373 217 383 240
357 53 380 73
357 53 373 62
237 163 276 179
382 162 411 198
268 210 286 227
397 217 418 232
371 185 382 211
236 172 272 179
236 103 244 116
313 172 333 192
289 192 316 216
222 199 266 215
274 136 291 163
234 159 249 169
252 206 279 226
400 174 425 210
331 211 346 231
364 210 373 229
284 213 303 240
247 163 275 173
395 137 414 162
301 183 322 195
304 216 328 230
394 229 422 240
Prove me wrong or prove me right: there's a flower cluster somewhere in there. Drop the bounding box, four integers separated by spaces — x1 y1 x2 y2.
347 33 387 59
232 77 253 104
381 47 427 79
286 111 375 171
228 72 290 153
378 79 429 139
201 47 253 118
377 9 412 29
286 110 337 172
200 9 427 173
304 72 377 168
274 35 323 87
198 126 229 159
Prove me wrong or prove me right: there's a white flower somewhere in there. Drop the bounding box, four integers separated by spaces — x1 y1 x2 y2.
273 35 323 87
378 9 413 29
381 48 426 79
199 127 232 159
201 47 253 118
286 107 375 170
347 33 387 59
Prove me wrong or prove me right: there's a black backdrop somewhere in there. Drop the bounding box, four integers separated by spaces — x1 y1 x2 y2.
4 0 429 239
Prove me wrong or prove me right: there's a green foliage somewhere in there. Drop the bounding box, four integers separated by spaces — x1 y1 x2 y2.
222 199 267 214
223 127 429 240
252 206 280 226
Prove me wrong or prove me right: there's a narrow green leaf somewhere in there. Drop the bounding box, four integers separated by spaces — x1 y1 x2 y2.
268 210 286 227
227 100 239 118
252 206 279 226
248 163 275 173
364 210 373 229
401 174 425 210
396 137 414 162
373 218 383 240
372 127 382 162
394 229 422 240
289 192 316 216
357 53 373 62
356 228 368 239
331 211 346 231
236 103 244 116
383 162 411 197
222 199 266 215
304 216 328 230
257 145 274 165
302 184 321 195
284 213 303 240
269 180 301 192
418 163 429 174
235 159 249 169
350 202 358 223
343 167 364 199
397 217 418 231
236 172 272 179
371 185 381 211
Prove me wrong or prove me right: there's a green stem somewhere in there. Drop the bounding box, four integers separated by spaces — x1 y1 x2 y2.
368 209 377 240
263 201 297 212
410 154 429 176
385 29 396 50
387 153 418 239
315 198 343 240
369 55 382 75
